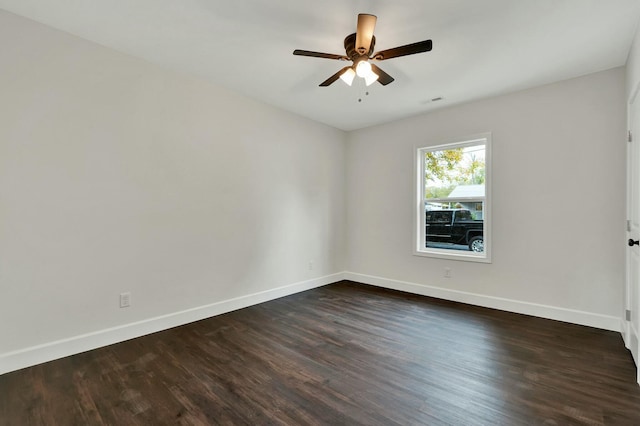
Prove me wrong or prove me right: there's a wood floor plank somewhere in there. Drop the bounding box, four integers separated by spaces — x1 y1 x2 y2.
2 281 640 425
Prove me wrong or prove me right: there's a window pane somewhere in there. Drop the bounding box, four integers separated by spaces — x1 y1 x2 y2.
425 202 484 252
424 146 485 199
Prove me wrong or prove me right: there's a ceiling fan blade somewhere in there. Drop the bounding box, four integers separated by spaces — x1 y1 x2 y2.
370 64 394 86
373 39 433 60
293 49 348 60
319 66 352 87
355 14 377 55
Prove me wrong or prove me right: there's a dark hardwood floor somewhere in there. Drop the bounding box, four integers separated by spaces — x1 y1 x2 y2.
2 281 640 425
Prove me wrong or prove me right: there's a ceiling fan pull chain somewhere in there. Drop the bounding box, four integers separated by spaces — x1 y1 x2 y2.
357 79 372 103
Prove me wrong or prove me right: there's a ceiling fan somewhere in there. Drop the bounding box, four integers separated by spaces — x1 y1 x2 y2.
293 13 432 87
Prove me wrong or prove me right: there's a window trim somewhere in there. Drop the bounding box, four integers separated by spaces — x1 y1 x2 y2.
414 133 492 263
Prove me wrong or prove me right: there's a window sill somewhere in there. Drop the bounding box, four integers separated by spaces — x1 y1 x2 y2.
414 247 492 263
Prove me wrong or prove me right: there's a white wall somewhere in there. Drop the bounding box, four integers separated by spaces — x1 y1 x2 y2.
346 68 627 328
0 11 346 370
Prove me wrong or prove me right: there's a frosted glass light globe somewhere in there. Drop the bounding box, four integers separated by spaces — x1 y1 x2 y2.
356 60 372 78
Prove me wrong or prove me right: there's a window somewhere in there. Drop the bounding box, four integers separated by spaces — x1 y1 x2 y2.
415 134 491 262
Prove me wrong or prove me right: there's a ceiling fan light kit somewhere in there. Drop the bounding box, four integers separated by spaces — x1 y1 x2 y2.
363 70 379 86
293 13 433 87
355 60 371 77
339 68 356 86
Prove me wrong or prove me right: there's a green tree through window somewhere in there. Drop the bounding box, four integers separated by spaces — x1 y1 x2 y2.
424 147 485 199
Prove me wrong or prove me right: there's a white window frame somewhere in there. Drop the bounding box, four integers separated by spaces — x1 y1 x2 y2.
414 133 492 263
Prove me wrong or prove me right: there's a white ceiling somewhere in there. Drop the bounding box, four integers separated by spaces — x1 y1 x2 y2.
1 1 640 131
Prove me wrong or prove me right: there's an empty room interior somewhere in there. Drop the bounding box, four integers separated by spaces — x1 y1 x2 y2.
4 1 640 424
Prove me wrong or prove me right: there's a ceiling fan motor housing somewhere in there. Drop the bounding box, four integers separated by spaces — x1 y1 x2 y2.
344 33 375 60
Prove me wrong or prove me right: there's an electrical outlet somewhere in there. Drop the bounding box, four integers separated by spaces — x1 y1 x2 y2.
444 267 451 278
308 261 314 271
120 292 131 308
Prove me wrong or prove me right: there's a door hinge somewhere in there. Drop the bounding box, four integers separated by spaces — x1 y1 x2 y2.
629 130 633 143
626 309 631 321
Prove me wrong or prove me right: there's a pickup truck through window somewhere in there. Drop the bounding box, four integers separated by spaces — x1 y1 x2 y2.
426 209 484 252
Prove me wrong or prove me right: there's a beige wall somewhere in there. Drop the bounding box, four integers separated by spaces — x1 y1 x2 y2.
627 18 640 99
346 68 626 325
0 10 346 364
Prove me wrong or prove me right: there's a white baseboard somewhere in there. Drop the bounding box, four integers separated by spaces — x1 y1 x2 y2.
625 320 639 368
2 270 624 376
0 272 345 376
344 272 622 332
